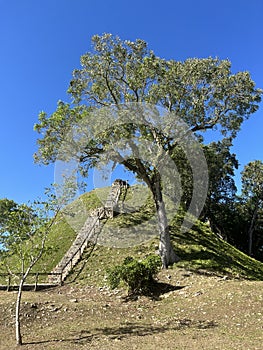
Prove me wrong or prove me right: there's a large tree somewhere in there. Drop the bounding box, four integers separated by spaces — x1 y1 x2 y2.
34 34 262 268
240 160 263 256
202 138 238 237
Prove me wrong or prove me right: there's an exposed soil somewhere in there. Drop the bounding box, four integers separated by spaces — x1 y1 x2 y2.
0 268 262 349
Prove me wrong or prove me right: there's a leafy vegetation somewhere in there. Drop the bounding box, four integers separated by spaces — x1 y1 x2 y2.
107 254 162 294
0 33 262 348
0 197 61 345
34 33 262 268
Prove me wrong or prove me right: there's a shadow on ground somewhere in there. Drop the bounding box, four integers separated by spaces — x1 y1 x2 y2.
122 282 185 301
22 281 218 346
24 318 218 346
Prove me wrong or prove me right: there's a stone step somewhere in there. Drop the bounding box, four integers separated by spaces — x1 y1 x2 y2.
49 181 128 285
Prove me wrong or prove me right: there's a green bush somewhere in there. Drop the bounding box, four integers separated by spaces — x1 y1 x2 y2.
107 254 161 294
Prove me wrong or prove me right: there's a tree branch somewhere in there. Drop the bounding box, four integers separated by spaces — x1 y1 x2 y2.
104 71 119 105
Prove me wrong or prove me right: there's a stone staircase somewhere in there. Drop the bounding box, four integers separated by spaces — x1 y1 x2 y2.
49 180 128 285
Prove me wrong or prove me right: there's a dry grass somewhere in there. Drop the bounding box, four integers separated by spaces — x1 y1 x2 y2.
0 268 262 350
1 185 263 348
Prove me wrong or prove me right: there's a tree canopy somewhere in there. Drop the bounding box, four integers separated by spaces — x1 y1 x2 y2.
34 33 262 267
35 34 261 164
240 160 263 256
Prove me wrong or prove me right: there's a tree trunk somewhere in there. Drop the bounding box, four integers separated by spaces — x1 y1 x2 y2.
151 177 180 268
16 277 25 346
248 205 258 256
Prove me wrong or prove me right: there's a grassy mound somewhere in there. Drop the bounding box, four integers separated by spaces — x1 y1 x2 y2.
1 185 263 285
171 218 263 280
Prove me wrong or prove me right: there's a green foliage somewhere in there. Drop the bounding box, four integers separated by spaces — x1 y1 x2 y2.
107 254 162 294
239 160 263 257
33 33 262 268
204 138 238 203
0 192 61 279
34 33 262 167
200 139 238 239
0 198 17 229
241 160 263 201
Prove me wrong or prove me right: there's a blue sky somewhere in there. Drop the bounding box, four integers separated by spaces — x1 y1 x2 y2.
0 0 262 203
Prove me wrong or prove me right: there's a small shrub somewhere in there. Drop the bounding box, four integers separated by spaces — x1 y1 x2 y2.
107 254 161 294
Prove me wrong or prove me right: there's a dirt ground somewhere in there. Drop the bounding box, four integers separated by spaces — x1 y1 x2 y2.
0 268 262 350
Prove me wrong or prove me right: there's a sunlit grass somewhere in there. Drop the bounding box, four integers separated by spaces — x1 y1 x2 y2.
1 184 263 286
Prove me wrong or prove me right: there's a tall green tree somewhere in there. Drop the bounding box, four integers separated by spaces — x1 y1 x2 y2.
202 138 238 237
0 199 18 237
241 160 263 256
34 34 262 268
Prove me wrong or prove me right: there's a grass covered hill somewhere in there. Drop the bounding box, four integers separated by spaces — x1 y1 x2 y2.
1 185 263 349
1 184 263 284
